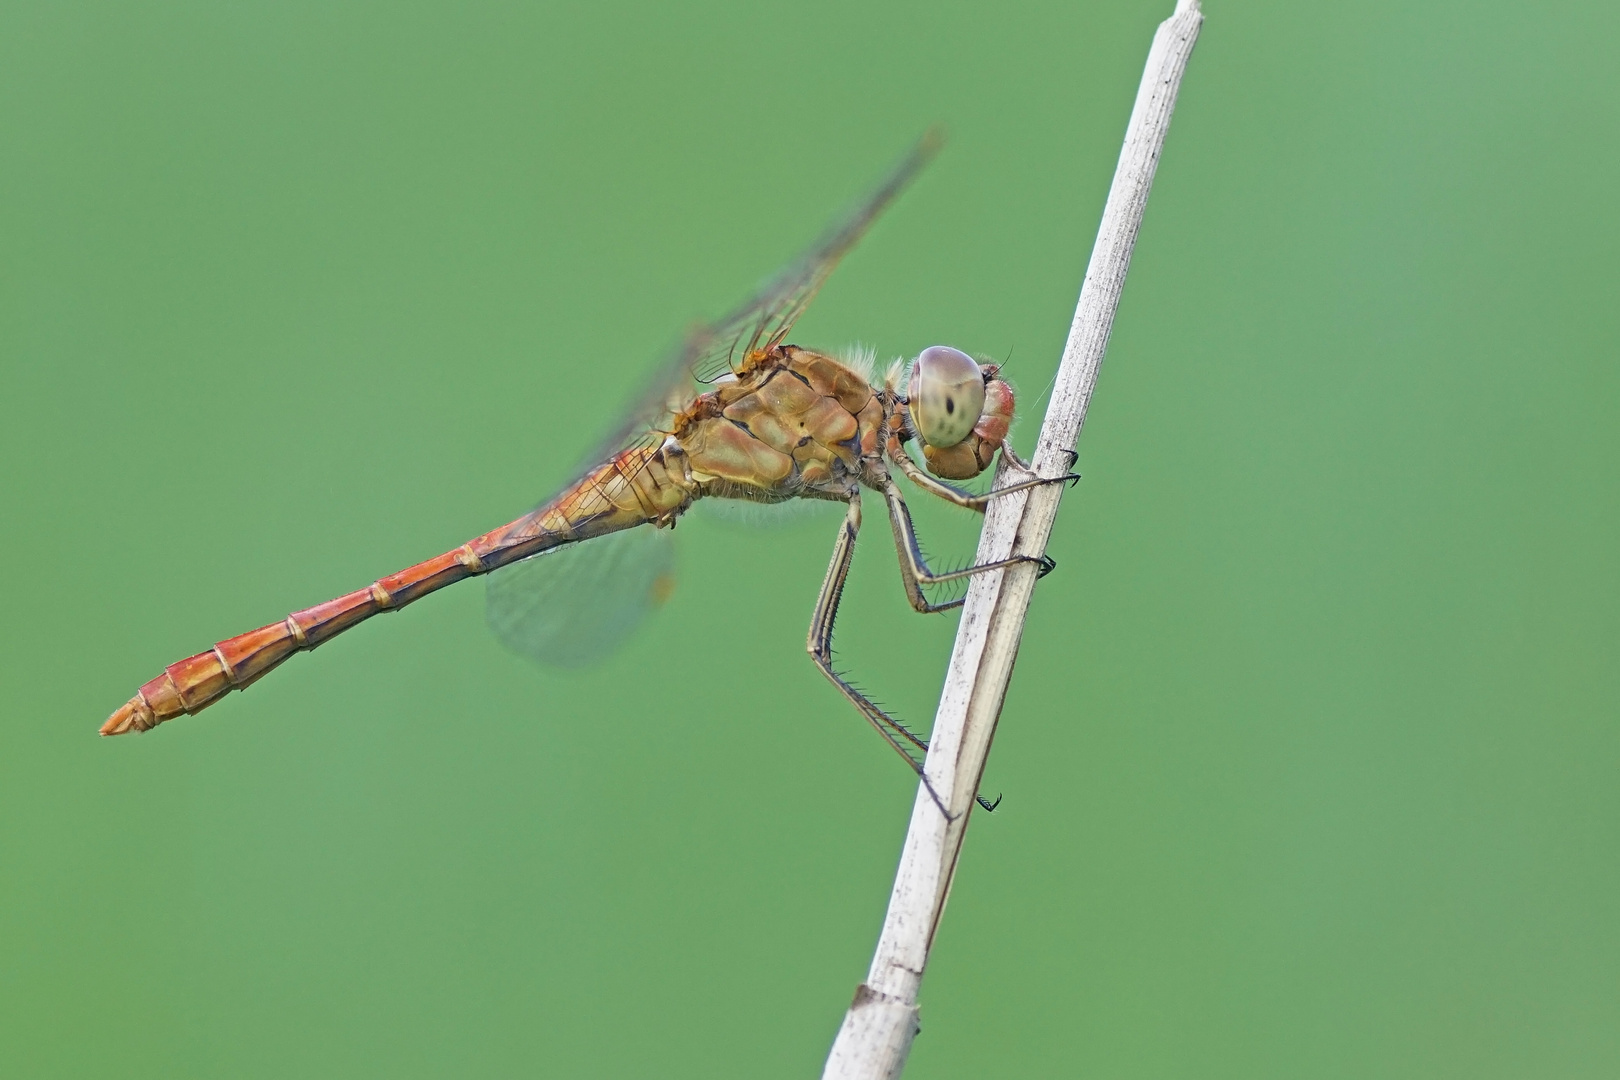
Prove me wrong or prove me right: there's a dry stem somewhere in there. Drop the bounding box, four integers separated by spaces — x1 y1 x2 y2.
821 2 1204 1076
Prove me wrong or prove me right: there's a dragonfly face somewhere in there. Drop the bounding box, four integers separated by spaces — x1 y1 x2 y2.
894 348 1016 481
908 345 986 448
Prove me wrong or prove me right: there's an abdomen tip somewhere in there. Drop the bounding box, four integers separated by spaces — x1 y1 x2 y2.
100 697 155 736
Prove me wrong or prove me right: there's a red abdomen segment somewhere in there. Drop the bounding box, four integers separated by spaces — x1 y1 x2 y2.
100 446 686 735
102 547 490 735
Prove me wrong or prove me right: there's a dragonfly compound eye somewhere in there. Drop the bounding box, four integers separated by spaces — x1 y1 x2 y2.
907 345 985 448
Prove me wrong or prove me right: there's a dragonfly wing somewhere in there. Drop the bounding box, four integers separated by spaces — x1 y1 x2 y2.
691 495 846 531
684 127 944 384
485 525 676 668
574 129 944 471
488 133 940 667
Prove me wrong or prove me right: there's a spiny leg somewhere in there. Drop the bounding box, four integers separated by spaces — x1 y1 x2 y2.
998 442 1034 473
880 480 1050 814
807 497 962 817
887 442 1079 513
1007 443 1085 480
883 481 1056 615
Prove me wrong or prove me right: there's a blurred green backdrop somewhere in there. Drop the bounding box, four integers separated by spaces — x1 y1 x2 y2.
3 0 1617 1076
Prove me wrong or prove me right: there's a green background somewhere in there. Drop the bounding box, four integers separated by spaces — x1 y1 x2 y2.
3 0 1616 1075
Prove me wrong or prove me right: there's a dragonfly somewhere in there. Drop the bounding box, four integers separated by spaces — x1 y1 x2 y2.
99 133 1072 810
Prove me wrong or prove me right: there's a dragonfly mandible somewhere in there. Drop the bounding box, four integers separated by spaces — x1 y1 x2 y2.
99 132 1073 809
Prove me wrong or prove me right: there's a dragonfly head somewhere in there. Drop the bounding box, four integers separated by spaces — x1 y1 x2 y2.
904 345 1015 480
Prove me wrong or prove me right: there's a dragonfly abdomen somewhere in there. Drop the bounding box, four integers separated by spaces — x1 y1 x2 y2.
99 448 691 735
99 544 492 735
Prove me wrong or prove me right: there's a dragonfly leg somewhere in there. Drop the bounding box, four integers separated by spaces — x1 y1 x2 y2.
883 481 1055 615
887 442 1079 512
1002 442 1083 482
807 497 955 818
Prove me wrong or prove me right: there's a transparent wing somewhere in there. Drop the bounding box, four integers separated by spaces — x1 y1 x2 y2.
691 496 847 531
576 128 944 471
682 128 944 383
485 525 676 669
487 132 941 667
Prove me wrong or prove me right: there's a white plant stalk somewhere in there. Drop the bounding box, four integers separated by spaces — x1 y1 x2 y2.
821 2 1204 1076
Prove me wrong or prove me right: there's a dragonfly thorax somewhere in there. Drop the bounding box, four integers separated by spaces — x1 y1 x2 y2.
671 345 886 501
